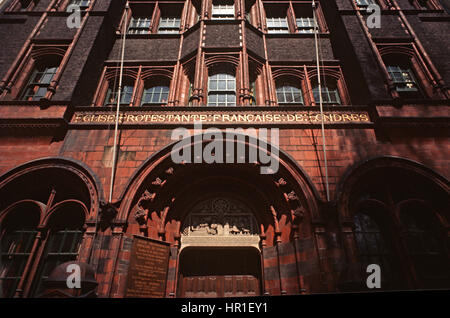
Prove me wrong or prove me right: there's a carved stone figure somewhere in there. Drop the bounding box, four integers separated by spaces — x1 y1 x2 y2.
134 208 147 225
181 197 258 236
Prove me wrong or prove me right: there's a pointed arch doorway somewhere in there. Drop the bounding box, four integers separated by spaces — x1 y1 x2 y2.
177 196 262 298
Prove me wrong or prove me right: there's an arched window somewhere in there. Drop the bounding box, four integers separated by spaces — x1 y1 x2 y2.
353 211 395 285
312 78 341 105
0 203 86 297
276 81 303 105
31 206 85 296
386 63 421 97
20 58 60 101
399 204 448 288
0 163 96 298
208 72 236 106
382 54 424 98
342 162 450 291
141 80 170 105
104 78 134 106
0 205 40 298
386 65 418 91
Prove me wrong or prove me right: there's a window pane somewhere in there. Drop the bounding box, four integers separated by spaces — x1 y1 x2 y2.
399 207 449 288
158 17 181 34
31 228 83 296
209 80 218 90
208 94 217 105
293 92 302 103
21 64 59 100
218 80 226 90
296 17 316 33
276 84 303 105
212 1 235 19
267 17 289 33
353 212 395 285
227 94 236 103
387 65 419 92
142 84 170 105
1 229 37 298
129 17 151 34
208 72 235 106
313 84 340 105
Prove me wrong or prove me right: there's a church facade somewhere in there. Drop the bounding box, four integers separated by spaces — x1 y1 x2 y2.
0 0 449 298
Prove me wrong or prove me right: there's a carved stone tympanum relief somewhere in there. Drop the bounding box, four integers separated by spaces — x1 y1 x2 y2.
181 197 258 237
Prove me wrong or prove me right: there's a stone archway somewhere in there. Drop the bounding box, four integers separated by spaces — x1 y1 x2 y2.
117 134 324 297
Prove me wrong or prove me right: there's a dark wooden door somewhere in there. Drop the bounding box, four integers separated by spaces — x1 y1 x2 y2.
180 275 260 298
178 248 261 298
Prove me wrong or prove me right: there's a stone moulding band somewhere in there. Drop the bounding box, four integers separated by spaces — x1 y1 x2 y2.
180 236 261 251
70 109 372 127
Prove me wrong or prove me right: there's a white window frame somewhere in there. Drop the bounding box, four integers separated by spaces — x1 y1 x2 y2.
266 17 289 34
212 1 235 20
207 73 236 107
158 17 181 34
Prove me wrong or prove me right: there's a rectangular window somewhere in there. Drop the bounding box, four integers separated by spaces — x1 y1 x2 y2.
313 85 341 105
208 73 236 106
296 17 316 33
104 85 134 106
266 17 289 34
21 65 59 101
128 17 151 34
141 85 170 105
276 84 304 105
386 66 419 92
212 0 235 20
158 17 181 34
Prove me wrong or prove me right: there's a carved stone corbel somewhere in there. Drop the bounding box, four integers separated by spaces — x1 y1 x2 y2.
270 205 282 243
99 201 118 230
137 190 156 208
152 177 166 187
284 190 299 202
158 206 170 240
275 178 287 187
291 206 305 225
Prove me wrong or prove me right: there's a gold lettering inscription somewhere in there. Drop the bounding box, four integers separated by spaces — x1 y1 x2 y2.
72 111 371 125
